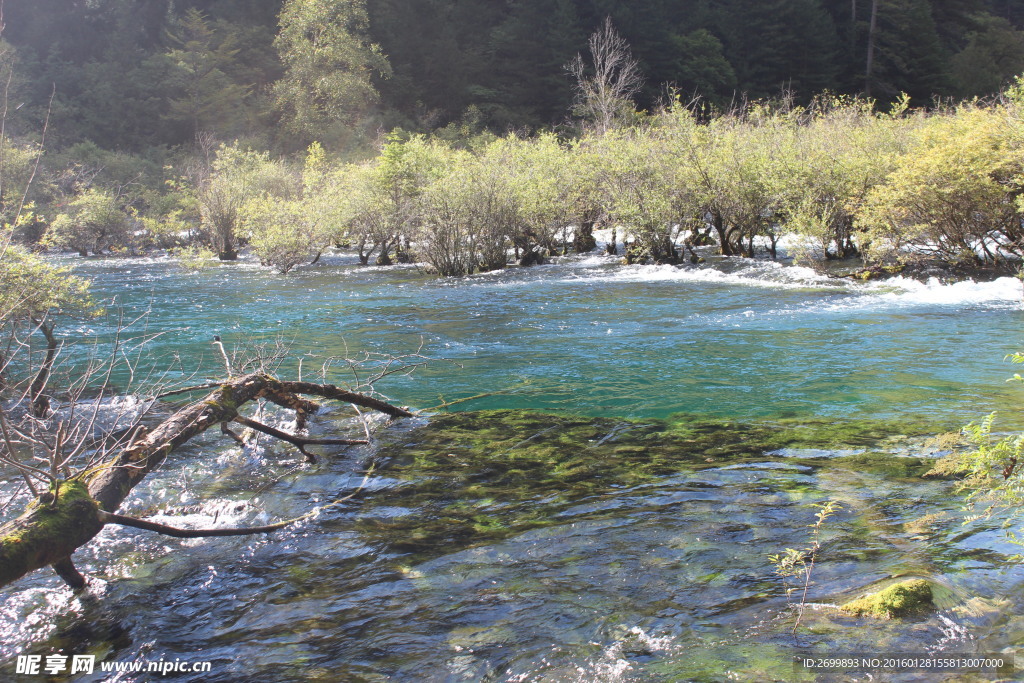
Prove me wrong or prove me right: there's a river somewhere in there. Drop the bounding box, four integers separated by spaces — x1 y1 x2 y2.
2 251 1024 681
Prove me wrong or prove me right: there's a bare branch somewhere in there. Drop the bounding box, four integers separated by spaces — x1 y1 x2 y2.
0 335 428 591
278 379 413 417
220 420 245 444
0 409 46 491
233 414 367 463
153 382 224 399
213 335 233 376
51 557 85 589
99 510 291 538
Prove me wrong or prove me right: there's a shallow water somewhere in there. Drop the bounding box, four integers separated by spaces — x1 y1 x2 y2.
3 252 1024 682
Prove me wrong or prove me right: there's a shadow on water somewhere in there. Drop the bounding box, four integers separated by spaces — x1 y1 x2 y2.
3 409 1023 682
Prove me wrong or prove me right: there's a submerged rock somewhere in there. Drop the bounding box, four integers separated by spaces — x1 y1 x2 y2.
840 578 934 619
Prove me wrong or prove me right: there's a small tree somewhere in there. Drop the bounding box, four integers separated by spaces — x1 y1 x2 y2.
340 135 442 266
857 104 1023 268
195 142 291 260
504 133 575 261
365 133 433 265
469 139 519 271
557 136 611 254
0 138 41 240
718 108 787 259
0 245 97 415
339 161 384 265
242 143 337 273
567 17 643 135
417 145 484 277
773 95 914 262
592 128 687 264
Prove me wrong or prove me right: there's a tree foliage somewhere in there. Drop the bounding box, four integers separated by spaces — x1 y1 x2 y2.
951 353 1024 550
44 189 133 257
194 142 294 260
241 143 341 273
0 247 95 328
858 103 1024 267
163 9 253 140
273 0 391 145
3 1 1024 279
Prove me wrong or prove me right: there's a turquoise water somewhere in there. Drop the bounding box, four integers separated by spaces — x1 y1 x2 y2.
60 251 1024 423
3 251 1024 682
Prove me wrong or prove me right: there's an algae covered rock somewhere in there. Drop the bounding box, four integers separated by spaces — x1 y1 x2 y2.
841 578 934 619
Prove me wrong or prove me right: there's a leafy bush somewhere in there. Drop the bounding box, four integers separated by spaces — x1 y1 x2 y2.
858 104 1023 268
45 188 133 256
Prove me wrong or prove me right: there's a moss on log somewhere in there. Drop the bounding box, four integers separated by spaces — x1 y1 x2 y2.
0 480 103 587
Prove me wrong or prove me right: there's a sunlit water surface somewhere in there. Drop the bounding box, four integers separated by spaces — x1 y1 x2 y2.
2 251 1024 682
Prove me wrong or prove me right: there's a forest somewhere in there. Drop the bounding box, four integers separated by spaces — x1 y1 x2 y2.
6 0 1024 152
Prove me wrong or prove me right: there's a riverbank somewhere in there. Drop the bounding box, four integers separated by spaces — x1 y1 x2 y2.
44 224 1024 289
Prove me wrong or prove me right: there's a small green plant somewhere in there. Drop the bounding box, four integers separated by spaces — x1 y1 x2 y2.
769 500 841 634
172 245 217 271
955 353 1024 549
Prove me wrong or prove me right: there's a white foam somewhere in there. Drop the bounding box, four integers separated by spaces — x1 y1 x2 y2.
932 612 974 650
561 260 1022 313
48 394 156 438
0 581 106 659
146 498 258 547
559 625 677 683
592 261 836 290
477 257 844 293
857 276 1023 309
768 448 867 459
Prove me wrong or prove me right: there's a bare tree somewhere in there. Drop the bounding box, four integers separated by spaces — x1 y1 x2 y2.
0 332 423 592
567 17 644 134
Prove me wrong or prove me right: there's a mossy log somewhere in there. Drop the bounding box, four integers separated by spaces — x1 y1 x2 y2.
0 373 412 591
0 480 103 588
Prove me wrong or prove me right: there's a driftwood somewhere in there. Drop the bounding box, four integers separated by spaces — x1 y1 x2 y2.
0 373 412 591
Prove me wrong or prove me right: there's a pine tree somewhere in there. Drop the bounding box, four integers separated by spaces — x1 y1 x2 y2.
164 9 251 139
714 0 841 99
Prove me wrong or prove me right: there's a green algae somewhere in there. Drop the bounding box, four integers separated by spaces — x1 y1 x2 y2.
409 409 938 470
829 451 933 478
841 578 935 619
355 409 944 562
903 511 953 538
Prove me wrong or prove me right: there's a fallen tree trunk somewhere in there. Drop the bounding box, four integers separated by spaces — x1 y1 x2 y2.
0 373 412 591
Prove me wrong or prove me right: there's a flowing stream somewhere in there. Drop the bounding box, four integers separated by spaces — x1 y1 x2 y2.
3 251 1024 682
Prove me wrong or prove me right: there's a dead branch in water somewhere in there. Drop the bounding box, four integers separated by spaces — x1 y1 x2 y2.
0 372 412 591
